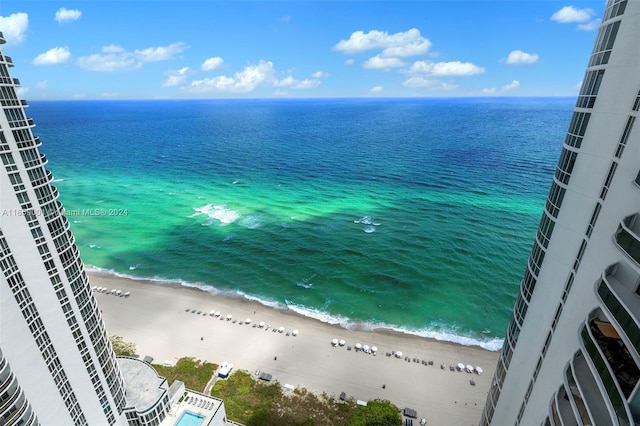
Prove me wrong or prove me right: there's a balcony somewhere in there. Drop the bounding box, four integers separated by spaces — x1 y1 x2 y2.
34 136 41 147
615 215 640 265
588 319 639 398
12 78 20 85
555 385 580 426
39 152 47 166
598 266 640 360
581 322 633 425
47 170 54 183
565 358 601 426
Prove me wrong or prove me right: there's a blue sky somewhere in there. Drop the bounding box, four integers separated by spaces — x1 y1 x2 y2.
0 1 606 99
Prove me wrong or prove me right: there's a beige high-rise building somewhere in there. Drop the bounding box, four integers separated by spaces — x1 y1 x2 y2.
481 0 640 424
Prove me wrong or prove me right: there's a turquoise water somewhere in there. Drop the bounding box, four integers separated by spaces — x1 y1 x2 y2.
176 411 204 426
31 98 571 350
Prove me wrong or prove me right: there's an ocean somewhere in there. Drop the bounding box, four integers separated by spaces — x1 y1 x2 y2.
30 97 572 351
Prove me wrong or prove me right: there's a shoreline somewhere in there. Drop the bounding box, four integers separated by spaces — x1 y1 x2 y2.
90 270 499 426
88 266 504 352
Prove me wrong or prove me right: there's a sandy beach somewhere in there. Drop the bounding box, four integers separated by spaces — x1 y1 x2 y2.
90 271 498 426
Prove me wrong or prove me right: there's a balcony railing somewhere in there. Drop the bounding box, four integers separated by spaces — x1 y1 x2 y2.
581 322 633 425
39 153 47 166
615 215 640 265
597 269 640 360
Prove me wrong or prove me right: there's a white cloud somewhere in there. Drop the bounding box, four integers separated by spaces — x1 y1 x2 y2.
406 60 485 76
371 86 383 93
402 76 457 90
482 80 520 94
333 28 431 57
551 6 595 23
55 8 81 23
16 87 28 96
363 55 406 70
78 42 188 71
312 71 329 79
345 59 355 66
577 19 601 31
36 80 48 89
502 80 520 90
33 47 71 65
134 42 188 62
280 15 291 23
187 61 320 93
0 13 29 45
202 57 224 71
163 67 190 87
505 50 539 65
189 60 277 93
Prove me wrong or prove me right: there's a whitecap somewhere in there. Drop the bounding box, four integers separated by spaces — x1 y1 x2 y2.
363 226 376 233
191 204 239 225
52 178 65 183
238 216 262 229
89 244 100 249
129 264 139 271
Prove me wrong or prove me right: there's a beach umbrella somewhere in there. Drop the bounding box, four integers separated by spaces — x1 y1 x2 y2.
395 351 403 358
371 346 378 353
475 366 483 375
259 321 265 328
278 326 284 333
363 345 370 353
339 339 346 346
124 291 130 297
331 338 339 346
245 318 251 324
214 311 221 317
457 363 465 371
116 289 122 296
210 310 216 316
226 314 233 320
292 329 298 336
466 365 474 373
355 343 362 350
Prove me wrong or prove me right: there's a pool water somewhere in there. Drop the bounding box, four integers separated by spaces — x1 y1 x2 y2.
175 411 204 426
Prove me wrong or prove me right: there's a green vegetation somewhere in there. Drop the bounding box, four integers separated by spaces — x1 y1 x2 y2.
212 370 402 426
152 358 217 393
109 335 136 356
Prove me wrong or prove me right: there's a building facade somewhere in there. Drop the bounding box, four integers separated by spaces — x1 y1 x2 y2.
481 0 640 425
0 33 129 425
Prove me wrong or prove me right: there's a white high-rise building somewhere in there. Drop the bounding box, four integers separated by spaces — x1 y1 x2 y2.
481 0 640 425
1 32 234 426
0 33 129 425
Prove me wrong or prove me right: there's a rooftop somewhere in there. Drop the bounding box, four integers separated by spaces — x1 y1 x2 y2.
118 357 168 412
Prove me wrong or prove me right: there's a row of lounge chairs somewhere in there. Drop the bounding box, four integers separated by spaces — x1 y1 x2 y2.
184 395 215 410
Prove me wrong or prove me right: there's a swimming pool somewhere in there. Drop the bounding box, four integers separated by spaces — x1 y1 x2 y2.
175 411 204 426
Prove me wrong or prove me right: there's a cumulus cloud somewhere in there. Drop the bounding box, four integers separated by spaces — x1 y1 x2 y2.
482 80 520 94
577 19 601 31
333 28 431 57
188 60 276 93
202 57 224 71
77 42 188 71
402 76 457 90
0 13 29 45
505 50 539 65
186 60 320 93
406 60 485 76
33 47 71 65
371 86 383 93
551 6 599 30
55 8 81 23
344 59 355 66
551 6 595 23
163 67 190 87
312 71 329 78
363 55 406 70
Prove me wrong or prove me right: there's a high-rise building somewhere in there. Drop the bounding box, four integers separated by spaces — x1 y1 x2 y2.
1 32 234 426
481 1 640 425
0 33 129 425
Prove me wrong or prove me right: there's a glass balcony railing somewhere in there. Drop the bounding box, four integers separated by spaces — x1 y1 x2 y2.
615 216 640 265
580 323 633 425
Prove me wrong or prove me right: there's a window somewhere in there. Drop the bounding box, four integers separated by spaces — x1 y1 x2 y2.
600 161 618 200
546 182 566 218
586 203 602 238
589 21 621 66
576 69 605 108
555 148 578 184
615 116 635 158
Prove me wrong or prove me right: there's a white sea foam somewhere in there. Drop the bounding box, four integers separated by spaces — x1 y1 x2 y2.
363 226 376 233
52 178 65 183
191 204 239 225
89 244 100 249
85 266 503 352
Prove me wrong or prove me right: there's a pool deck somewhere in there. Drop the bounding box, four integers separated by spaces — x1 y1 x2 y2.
160 390 228 426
